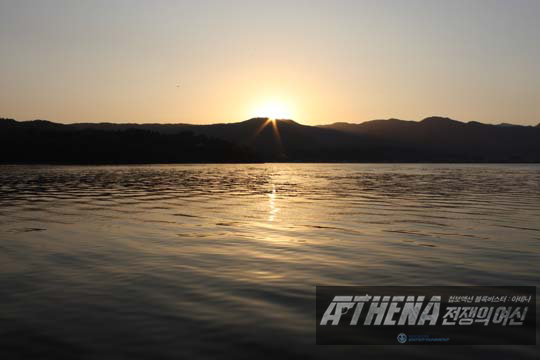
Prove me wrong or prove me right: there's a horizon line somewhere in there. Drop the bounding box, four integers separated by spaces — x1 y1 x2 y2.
3 115 539 128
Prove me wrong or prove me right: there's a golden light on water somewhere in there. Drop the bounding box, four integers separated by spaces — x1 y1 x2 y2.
268 183 279 222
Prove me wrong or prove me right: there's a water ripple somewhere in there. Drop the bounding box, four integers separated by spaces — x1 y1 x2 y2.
0 163 539 359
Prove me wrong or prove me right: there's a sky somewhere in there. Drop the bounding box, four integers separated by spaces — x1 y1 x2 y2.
0 0 539 125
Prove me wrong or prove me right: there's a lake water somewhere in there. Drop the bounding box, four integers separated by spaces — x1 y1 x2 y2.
0 164 538 359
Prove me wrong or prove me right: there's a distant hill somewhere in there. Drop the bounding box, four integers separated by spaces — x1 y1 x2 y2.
1 116 539 163
319 116 540 162
0 118 256 164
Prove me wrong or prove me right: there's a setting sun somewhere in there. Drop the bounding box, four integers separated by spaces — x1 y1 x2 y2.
252 100 294 120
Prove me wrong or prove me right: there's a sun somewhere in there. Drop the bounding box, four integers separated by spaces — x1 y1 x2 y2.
252 100 294 120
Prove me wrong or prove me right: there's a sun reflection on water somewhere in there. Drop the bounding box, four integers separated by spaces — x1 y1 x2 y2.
268 183 279 222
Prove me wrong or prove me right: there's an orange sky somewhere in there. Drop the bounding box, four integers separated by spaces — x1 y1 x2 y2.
1 0 539 125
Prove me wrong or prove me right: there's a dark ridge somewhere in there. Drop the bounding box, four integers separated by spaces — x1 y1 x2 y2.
319 116 540 163
497 123 524 127
0 117 17 125
468 121 486 126
1 116 540 163
420 116 463 125
0 119 258 164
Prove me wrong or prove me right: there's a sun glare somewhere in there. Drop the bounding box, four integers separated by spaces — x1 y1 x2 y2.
252 100 294 120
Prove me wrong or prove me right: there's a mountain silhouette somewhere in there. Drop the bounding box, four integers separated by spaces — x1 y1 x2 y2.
0 118 256 164
1 116 539 163
319 116 540 162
